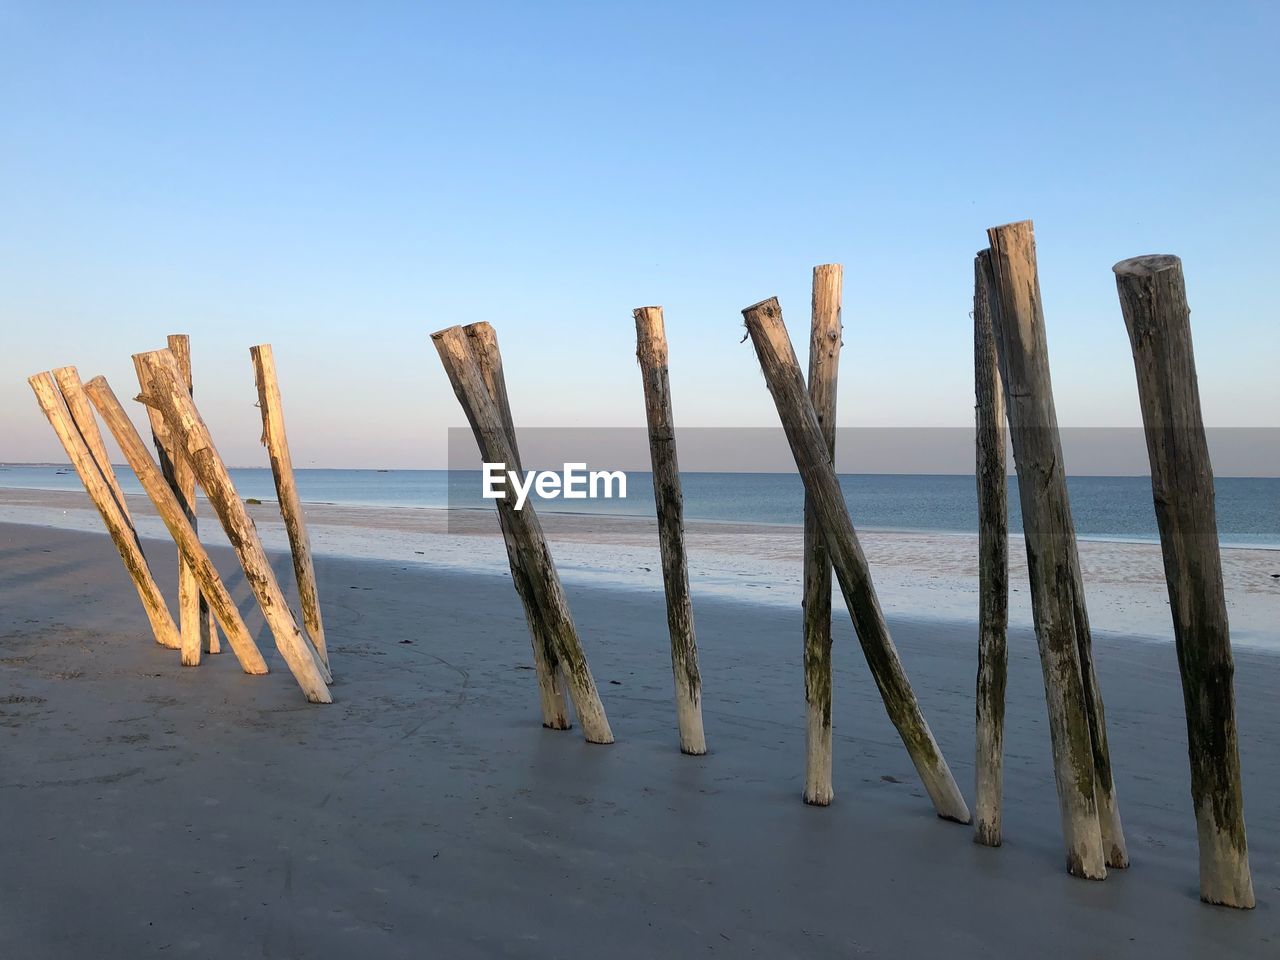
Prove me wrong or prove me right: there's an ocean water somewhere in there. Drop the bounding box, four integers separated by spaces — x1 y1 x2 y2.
2 463 1276 549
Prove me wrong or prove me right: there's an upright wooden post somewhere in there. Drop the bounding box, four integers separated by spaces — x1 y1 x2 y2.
28 372 180 651
133 340 218 665
973 251 1009 846
51 366 135 530
802 265 842 804
82 375 270 677
742 298 970 824
168 335 220 656
634 306 707 756
250 344 329 671
133 349 332 704
431 325 613 744
463 322 571 730
1115 254 1254 908
986 220 1119 877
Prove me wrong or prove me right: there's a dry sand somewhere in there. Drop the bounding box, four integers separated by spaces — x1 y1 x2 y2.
1 517 1278 958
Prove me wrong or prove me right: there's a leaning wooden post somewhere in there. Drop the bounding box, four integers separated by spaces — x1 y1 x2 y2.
742 298 970 824
1115 254 1254 908
133 341 216 665
51 366 135 530
82 375 270 677
986 220 1115 877
973 251 1009 846
133 349 332 704
462 322 571 730
168 335 220 656
634 306 707 756
801 265 842 804
432 325 613 744
250 344 329 671
28 372 180 650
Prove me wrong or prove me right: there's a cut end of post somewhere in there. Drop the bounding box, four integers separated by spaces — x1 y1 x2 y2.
988 218 1033 235
429 325 464 342
1112 254 1181 278
741 296 781 320
633 306 668 366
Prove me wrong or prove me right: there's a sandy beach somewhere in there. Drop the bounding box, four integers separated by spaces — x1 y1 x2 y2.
1 500 1278 957
2 484 1277 649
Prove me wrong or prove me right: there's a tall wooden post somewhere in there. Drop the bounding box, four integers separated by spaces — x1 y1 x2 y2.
250 344 329 671
973 251 1009 846
168 335 220 656
133 349 332 704
463 322 571 730
28 372 180 651
802 265 842 804
742 298 970 824
431 325 613 744
51 366 135 530
986 220 1122 877
1115 254 1254 908
82 375 270 677
634 306 707 756
133 339 218 665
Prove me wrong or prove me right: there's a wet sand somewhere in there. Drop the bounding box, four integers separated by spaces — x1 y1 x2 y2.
1 520 1277 958
2 485 1277 648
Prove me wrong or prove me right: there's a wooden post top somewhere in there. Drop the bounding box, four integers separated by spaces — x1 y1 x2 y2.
1113 254 1181 277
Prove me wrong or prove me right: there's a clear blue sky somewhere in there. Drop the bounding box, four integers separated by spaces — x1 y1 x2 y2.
3 1 1276 468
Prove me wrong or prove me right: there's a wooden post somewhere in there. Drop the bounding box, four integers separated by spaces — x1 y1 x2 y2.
133 340 218 664
462 322 571 730
973 251 1009 845
82 375 270 677
168 335 220 656
431 325 613 744
133 349 332 704
633 306 707 756
985 220 1116 878
741 298 970 824
802 265 842 803
250 344 329 671
28 372 180 650
51 366 135 530
1115 254 1254 908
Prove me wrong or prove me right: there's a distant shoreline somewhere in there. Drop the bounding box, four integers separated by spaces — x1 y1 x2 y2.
4 485 1277 652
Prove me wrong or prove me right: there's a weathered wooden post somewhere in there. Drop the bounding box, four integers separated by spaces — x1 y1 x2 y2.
168 335 220 656
463 322 571 730
986 219 1123 877
82 375 270 677
51 366 135 530
1115 254 1254 908
633 306 707 756
250 344 329 671
28 372 180 651
973 251 1009 846
741 298 970 824
801 265 842 804
133 349 332 704
133 339 219 664
431 325 613 744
